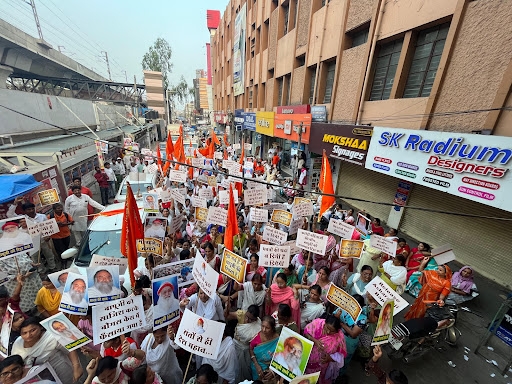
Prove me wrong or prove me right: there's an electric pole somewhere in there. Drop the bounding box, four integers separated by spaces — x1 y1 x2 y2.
101 51 112 81
26 0 44 40
122 70 128 83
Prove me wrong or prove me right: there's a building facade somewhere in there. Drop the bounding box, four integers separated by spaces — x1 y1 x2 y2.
209 0 512 288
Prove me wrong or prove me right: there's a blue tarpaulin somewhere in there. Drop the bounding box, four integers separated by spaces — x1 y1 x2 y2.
0 174 42 204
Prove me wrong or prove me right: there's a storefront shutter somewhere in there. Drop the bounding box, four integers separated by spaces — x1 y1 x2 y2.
336 162 398 222
400 185 512 287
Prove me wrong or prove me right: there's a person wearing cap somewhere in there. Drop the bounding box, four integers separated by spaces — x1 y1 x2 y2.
153 281 179 321
94 166 110 206
112 157 126 190
0 221 33 256
145 218 166 239
103 162 117 199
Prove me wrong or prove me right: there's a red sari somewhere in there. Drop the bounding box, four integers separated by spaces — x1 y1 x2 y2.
404 269 451 320
406 248 425 281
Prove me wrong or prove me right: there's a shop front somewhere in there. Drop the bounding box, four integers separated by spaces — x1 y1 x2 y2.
255 111 275 160
273 111 311 174
364 127 512 287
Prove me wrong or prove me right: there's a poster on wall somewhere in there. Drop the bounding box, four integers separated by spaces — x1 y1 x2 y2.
233 3 246 96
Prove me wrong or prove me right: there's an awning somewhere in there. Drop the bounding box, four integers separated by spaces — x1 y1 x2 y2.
0 174 42 204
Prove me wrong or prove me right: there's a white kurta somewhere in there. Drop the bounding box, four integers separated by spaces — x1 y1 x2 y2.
141 334 183 384
64 194 105 231
203 337 238 384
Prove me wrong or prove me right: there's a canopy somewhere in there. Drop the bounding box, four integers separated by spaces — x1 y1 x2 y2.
0 174 42 204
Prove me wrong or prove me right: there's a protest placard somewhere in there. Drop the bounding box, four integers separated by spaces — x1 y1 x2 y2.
270 326 313 381
153 259 195 287
199 188 214 200
169 170 187 183
192 158 204 168
87 265 123 304
296 229 328 255
159 189 172 203
48 269 70 293
144 217 166 240
293 202 314 217
221 249 247 283
339 239 364 258
326 283 362 321
263 203 287 212
142 193 159 213
221 178 235 190
250 207 268 223
293 197 311 206
0 217 34 259
228 166 242 176
195 207 209 222
207 175 218 186
170 214 184 235
175 308 225 359
289 372 320 384
170 188 186 206
59 272 88 315
206 206 228 227
432 244 456 265
219 189 239 205
371 299 394 345
232 143 241 150
0 305 13 357
0 271 8 286
244 188 267 206
370 235 396 258
192 254 219 298
136 238 164 255
355 213 371 235
152 275 180 330
40 312 91 351
267 189 276 202
327 219 355 239
192 196 207 208
288 217 303 236
271 210 293 227
263 226 288 245
222 160 236 169
92 295 146 345
17 363 62 384
283 240 301 256
247 180 266 190
366 276 409 314
26 218 60 237
37 188 60 207
146 163 158 174
90 255 128 275
259 244 291 268
214 151 223 160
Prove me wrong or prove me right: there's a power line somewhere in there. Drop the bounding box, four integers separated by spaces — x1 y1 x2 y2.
1 104 511 221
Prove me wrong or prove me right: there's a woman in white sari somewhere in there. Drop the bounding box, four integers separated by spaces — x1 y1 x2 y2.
233 305 261 383
139 326 183 384
293 285 325 330
203 322 238 384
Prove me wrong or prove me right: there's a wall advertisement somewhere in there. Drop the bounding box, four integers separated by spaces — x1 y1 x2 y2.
365 127 512 212
233 4 247 96
255 111 275 136
274 113 311 144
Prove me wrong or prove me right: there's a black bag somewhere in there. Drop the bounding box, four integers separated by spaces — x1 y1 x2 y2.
426 305 453 322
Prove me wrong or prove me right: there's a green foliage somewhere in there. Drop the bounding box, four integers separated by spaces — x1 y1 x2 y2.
141 38 173 90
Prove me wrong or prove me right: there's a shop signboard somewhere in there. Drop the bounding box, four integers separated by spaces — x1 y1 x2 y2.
309 123 373 166
274 113 311 144
276 105 310 114
234 110 244 132
244 112 256 131
311 106 327 122
256 111 275 136
365 127 512 212
214 113 227 124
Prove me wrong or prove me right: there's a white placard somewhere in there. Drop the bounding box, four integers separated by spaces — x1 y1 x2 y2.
244 143 252 150
244 188 267 206
247 180 266 190
214 151 223 159
232 143 241 150
283 240 301 256
296 229 328 255
199 188 214 200
432 244 456 265
366 276 409 314
250 207 268 223
288 217 303 236
175 309 225 359
293 202 314 217
206 206 228 227
192 254 219 298
221 179 235 189
192 196 208 208
159 189 172 203
168 170 187 183
146 163 158 174
259 245 291 268
262 226 288 245
370 235 397 257
228 165 242 175
170 214 185 234
40 312 91 352
267 189 276 202
171 188 186 205
327 219 355 239
192 158 204 168
222 159 237 169
92 295 146 345
90 255 128 275
27 218 59 237
219 189 239 205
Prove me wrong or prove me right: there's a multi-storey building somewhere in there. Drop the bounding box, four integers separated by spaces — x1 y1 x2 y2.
208 0 512 288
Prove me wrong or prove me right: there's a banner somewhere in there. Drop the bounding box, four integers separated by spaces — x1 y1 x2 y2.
244 189 267 206
221 248 247 283
195 207 209 222
136 238 164 255
371 299 394 345
263 226 288 245
296 229 328 255
26 218 59 237
40 312 91 351
0 216 34 259
292 202 314 217
37 188 60 207
152 275 180 330
175 308 225 359
326 283 362 321
92 295 146 345
59 272 88 315
327 219 355 239
206 206 228 227
153 259 195 287
87 265 123 304
270 327 313 381
259 244 291 268
168 170 187 183
250 207 268 222
274 113 311 144
192 254 219 298
366 276 409 314
90 255 128 275
271 210 293 227
370 235 396 257
339 239 364 258
233 3 246 96
142 193 159 213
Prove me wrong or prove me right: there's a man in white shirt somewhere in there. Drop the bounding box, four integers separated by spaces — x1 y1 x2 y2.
104 162 117 199
112 158 126 190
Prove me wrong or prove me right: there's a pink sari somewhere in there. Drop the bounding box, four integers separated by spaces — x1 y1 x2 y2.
304 318 347 384
266 284 301 331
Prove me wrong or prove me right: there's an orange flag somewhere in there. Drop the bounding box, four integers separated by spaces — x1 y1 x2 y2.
166 132 174 160
156 143 163 169
223 133 229 147
121 183 144 286
318 150 335 220
187 158 193 179
224 149 228 160
224 184 239 252
173 136 182 161
211 129 221 145
239 144 245 165
207 139 215 159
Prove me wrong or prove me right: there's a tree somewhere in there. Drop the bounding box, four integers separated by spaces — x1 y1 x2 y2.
142 38 173 90
170 75 190 105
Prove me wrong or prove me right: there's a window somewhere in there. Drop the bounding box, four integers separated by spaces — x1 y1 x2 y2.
350 28 369 48
283 4 290 36
323 61 336 103
369 39 403 101
403 23 450 98
285 74 292 105
309 66 317 104
321 0 331 6
296 55 306 67
277 77 284 106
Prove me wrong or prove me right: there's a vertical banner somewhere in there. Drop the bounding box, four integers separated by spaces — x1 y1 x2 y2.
233 3 247 96
95 140 105 169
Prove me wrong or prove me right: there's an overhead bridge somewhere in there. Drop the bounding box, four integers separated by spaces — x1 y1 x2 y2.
6 74 145 104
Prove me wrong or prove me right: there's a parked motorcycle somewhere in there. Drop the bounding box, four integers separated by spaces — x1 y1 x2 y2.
386 303 461 363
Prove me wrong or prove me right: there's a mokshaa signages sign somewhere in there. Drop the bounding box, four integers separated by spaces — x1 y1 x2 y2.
365 127 512 212
309 123 373 166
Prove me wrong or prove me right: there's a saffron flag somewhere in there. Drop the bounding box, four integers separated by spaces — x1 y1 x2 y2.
121 183 144 286
223 133 229 147
166 132 174 160
187 158 193 179
211 129 221 146
224 184 239 252
207 138 215 159
156 143 163 169
318 150 335 220
239 144 245 165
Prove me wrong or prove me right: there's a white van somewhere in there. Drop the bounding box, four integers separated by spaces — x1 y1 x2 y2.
62 202 146 291
114 173 158 203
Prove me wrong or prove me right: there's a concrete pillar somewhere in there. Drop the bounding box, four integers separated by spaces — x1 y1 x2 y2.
0 65 13 89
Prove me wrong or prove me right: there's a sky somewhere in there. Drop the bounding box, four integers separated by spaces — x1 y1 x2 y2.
0 0 228 88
